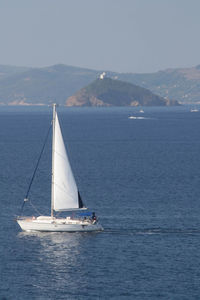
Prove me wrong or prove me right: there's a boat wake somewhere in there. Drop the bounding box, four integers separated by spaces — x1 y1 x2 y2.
103 228 200 235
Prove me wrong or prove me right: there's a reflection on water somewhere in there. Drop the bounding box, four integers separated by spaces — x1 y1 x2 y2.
18 232 81 295
18 231 83 268
17 231 100 298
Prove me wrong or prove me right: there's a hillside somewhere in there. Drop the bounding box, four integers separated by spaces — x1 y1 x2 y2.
66 77 179 107
0 64 97 105
0 63 199 105
116 65 200 104
0 65 30 80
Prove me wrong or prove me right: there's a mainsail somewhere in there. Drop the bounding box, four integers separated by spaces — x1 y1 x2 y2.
52 112 83 211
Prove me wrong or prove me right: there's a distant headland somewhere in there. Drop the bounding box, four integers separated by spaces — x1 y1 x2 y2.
66 76 179 106
1 63 196 106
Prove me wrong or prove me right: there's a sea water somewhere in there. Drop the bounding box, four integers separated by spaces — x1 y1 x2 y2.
0 106 200 299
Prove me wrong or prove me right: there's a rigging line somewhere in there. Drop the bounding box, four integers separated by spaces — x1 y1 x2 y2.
20 123 52 214
29 200 43 216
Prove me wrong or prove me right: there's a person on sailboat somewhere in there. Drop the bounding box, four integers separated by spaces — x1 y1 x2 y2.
92 212 97 223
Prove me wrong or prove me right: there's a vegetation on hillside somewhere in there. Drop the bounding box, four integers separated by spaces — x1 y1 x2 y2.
66 78 179 106
0 63 199 105
0 64 97 105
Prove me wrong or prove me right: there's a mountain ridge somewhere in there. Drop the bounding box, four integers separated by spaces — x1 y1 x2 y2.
0 63 199 105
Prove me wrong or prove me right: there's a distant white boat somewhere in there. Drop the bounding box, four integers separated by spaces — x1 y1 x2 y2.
128 116 145 120
139 109 144 113
190 108 199 112
17 104 103 232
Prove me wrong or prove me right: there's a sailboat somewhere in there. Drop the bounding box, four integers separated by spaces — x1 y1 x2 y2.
17 104 103 232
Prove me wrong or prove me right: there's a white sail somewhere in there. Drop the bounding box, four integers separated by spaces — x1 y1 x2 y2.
52 112 79 211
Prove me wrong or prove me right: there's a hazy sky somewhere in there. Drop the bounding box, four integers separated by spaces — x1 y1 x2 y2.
0 0 199 73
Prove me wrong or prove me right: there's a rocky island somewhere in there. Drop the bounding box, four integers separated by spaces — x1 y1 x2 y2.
66 77 179 107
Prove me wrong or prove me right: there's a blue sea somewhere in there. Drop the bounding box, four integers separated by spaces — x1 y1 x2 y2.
1 106 200 299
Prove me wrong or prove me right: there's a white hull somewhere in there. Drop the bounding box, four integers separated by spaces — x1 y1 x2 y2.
17 216 103 232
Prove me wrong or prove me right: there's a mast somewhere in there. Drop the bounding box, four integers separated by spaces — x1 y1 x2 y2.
51 103 56 217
